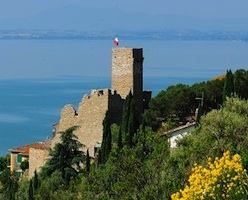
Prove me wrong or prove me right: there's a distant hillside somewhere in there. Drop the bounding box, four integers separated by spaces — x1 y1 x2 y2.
0 29 248 41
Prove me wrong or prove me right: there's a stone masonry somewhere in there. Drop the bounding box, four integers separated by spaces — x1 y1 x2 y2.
14 47 152 178
51 47 150 157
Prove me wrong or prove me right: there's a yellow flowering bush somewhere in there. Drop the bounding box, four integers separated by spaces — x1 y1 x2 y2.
171 151 248 199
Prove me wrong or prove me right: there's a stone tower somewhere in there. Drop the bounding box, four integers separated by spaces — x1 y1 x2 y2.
111 48 144 119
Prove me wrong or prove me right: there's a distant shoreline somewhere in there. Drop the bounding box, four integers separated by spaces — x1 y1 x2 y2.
0 29 248 41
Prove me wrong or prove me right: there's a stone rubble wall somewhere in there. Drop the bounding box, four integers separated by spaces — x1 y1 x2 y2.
29 148 49 179
52 89 110 157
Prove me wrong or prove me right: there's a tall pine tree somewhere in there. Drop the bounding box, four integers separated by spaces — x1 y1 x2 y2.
28 179 34 200
86 149 90 175
121 91 140 147
41 126 85 185
33 170 39 195
100 110 112 164
223 69 234 101
117 126 123 149
121 91 133 133
234 69 248 99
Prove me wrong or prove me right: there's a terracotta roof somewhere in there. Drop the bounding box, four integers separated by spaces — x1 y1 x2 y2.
10 141 50 156
212 74 226 80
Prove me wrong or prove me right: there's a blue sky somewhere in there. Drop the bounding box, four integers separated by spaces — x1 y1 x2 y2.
0 0 248 31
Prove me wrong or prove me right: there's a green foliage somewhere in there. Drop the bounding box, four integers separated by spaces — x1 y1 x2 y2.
195 103 203 125
0 169 19 200
28 179 34 200
163 97 248 198
18 69 248 199
0 155 10 172
35 171 71 200
33 170 39 194
121 91 133 134
41 126 85 185
86 149 90 175
15 179 29 200
223 69 234 100
100 110 112 164
81 126 169 199
117 126 123 149
144 80 224 130
20 159 29 171
120 91 140 147
234 69 248 99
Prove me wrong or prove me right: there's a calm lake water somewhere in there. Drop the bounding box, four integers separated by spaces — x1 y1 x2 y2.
0 39 247 155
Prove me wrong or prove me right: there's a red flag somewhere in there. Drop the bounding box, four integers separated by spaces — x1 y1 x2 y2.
114 37 119 45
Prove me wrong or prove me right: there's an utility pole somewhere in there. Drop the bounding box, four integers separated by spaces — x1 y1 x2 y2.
196 92 204 106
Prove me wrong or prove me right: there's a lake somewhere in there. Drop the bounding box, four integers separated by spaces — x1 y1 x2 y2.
0 39 247 155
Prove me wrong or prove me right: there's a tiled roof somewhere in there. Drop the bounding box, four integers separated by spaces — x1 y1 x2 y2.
10 140 51 156
163 122 196 136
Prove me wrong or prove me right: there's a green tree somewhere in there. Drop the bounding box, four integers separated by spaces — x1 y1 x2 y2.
163 97 248 198
20 159 29 171
144 84 197 130
42 126 85 185
15 179 29 200
234 69 248 99
0 169 19 200
223 69 234 100
100 110 112 164
195 103 203 125
120 91 140 147
86 149 90 175
121 91 133 134
81 126 169 200
33 170 39 195
28 179 34 200
117 126 123 149
0 155 10 172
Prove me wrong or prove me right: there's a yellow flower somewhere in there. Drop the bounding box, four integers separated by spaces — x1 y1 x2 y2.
171 151 248 199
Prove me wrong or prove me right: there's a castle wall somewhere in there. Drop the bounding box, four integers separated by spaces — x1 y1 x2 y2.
52 89 110 157
76 89 110 156
29 148 49 179
51 48 145 157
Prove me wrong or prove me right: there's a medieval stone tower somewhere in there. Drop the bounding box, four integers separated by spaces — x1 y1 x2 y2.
28 47 151 177
112 48 144 119
48 47 149 158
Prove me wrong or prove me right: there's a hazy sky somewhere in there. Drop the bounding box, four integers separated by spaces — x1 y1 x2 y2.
0 1 248 30
1 0 248 19
1 1 248 79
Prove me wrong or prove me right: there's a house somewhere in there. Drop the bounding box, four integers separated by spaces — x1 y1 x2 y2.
9 140 51 178
163 122 196 148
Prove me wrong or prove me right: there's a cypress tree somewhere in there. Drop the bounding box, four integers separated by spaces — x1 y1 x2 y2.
121 91 133 133
86 149 90 175
97 148 102 165
100 110 112 164
127 99 135 147
33 170 39 194
196 103 203 126
234 69 248 99
120 91 140 147
28 179 34 200
127 98 140 147
223 69 234 101
117 126 123 149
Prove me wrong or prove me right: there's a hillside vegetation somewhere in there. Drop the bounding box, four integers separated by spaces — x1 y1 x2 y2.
1 69 248 199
